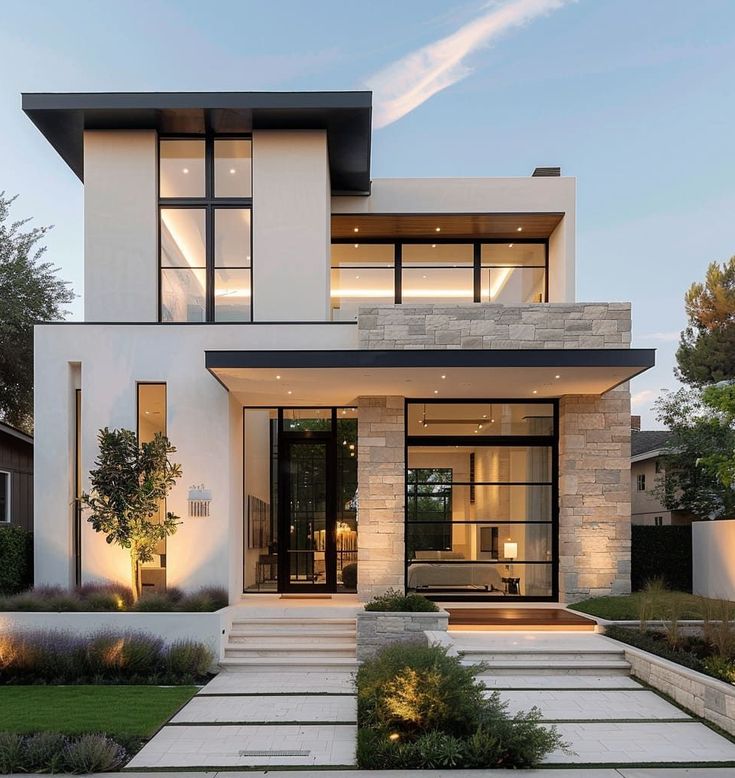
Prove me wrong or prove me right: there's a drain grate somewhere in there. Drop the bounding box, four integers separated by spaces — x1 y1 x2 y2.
239 750 310 757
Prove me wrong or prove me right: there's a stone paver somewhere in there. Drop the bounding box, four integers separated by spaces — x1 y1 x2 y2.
545 722 735 764
198 670 355 695
172 695 356 723
498 689 691 721
126 724 357 768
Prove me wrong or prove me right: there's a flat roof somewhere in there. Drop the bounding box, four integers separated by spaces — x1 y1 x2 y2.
206 348 655 405
21 91 373 194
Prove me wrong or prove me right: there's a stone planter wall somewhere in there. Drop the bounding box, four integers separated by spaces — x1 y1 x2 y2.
606 636 735 736
356 610 449 661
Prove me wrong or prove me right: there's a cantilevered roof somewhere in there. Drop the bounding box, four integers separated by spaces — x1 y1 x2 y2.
21 91 372 194
206 348 655 406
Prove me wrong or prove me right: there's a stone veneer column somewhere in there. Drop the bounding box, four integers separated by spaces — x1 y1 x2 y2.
559 386 632 603
357 396 405 600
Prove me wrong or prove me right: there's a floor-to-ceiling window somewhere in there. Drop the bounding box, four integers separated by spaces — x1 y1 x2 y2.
405 400 558 600
159 137 252 322
330 239 547 320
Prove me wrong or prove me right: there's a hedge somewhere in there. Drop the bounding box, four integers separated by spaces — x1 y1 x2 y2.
0 527 33 595
631 525 692 592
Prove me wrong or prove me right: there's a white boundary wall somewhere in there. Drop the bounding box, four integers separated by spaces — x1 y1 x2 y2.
693 520 735 600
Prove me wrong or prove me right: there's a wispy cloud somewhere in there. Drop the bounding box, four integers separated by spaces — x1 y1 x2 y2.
636 331 681 343
365 0 571 129
631 389 659 409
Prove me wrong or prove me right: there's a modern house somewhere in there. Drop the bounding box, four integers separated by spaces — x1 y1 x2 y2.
631 427 692 526
24 91 654 604
0 420 33 531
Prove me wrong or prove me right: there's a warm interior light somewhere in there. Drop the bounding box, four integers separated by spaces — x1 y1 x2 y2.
182 168 189 174
434 389 439 394
276 375 281 380
504 541 518 560
435 227 441 232
229 168 236 174
353 227 359 233
532 389 538 394
517 226 522 232
354 244 359 248
555 374 561 379
432 244 437 248
287 390 292 395
508 243 514 248
441 375 446 379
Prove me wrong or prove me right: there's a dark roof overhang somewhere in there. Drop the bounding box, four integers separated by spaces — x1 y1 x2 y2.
22 91 372 195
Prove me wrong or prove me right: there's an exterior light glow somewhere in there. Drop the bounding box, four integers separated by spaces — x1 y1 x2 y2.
555 374 561 379
353 227 359 233
434 389 439 394
287 390 292 395
182 168 189 174
354 244 359 248
229 168 236 174
532 389 537 394
441 375 446 379
435 227 441 232
388 733 400 742
432 244 437 248
276 375 281 380
517 226 522 232
508 243 514 248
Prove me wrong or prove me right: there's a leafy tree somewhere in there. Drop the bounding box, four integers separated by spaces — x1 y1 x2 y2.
654 387 735 519
698 382 735 490
0 193 74 432
676 257 735 386
81 428 183 600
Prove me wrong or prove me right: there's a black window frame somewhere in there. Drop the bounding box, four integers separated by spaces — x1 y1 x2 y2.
0 469 10 523
330 237 549 314
158 134 253 323
404 398 559 603
637 473 646 491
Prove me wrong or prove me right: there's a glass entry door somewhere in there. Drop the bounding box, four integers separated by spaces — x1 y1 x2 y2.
278 438 337 592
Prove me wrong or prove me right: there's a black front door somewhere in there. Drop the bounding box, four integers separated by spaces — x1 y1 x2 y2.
278 438 337 592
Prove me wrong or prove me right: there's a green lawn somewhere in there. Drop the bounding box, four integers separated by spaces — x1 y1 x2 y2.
0 685 197 737
568 591 735 621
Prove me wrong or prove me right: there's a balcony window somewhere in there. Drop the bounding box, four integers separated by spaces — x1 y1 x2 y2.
481 243 546 303
330 244 395 321
159 137 252 322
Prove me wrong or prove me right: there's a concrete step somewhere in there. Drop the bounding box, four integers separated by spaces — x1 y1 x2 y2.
230 618 356 628
460 650 626 663
228 630 356 643
224 643 356 658
219 657 359 672
459 659 631 675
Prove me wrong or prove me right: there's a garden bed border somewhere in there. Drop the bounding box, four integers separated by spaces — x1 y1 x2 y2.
0 608 231 664
604 634 735 736
356 609 449 660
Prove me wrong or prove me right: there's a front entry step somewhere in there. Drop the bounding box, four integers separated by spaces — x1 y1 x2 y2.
221 614 358 673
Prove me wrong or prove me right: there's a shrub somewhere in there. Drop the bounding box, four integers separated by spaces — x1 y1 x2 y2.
132 591 177 612
0 733 24 774
702 654 735 683
23 732 69 772
364 588 439 613
0 526 33 595
177 586 228 612
167 640 214 677
632 525 692 592
63 734 127 774
342 562 357 590
0 629 211 684
356 643 565 769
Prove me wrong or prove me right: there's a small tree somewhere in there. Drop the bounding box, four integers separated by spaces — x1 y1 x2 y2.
676 257 735 386
81 428 182 600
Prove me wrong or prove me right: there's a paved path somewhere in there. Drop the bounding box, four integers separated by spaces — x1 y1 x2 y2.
126 671 357 770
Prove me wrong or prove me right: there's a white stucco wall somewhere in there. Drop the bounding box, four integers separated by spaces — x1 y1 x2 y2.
252 130 330 321
693 520 735 599
33 323 356 601
84 130 158 322
332 177 576 304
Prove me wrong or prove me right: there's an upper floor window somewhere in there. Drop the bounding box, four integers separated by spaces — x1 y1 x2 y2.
0 471 10 523
330 239 547 321
637 473 646 491
159 138 252 322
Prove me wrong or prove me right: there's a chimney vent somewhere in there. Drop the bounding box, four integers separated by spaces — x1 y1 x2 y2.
631 415 641 432
532 167 561 177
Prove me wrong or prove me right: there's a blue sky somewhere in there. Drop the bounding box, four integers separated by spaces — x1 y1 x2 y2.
1 0 734 427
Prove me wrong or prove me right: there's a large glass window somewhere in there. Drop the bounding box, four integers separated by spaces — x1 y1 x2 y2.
330 240 547 318
330 244 395 321
406 400 557 600
159 138 252 322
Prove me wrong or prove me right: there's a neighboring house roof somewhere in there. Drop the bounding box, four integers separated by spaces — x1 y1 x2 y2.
0 420 33 446
631 429 671 461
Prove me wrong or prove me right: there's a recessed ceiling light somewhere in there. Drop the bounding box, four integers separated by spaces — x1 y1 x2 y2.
441 375 446 380
182 168 189 174
354 244 359 248
482 414 487 418
532 389 537 394
555 374 561 379
508 243 514 248
353 227 359 233
517 227 522 232
276 375 281 380
432 244 437 248
434 389 439 394
287 390 292 395
491 418 495 423
422 274 427 279
435 227 441 232
229 168 236 174
355 275 360 279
